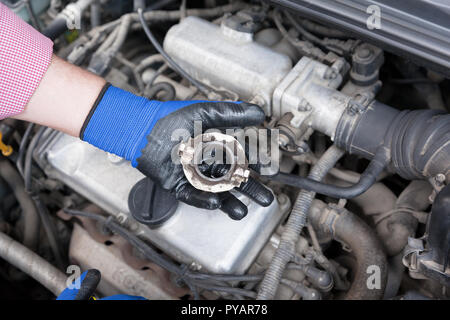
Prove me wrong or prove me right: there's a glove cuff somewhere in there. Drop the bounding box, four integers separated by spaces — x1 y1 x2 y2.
79 82 111 140
81 84 200 166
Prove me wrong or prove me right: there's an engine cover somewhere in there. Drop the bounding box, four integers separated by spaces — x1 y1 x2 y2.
36 131 290 274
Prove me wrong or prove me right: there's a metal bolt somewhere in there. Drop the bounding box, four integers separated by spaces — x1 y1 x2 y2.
297 98 311 112
435 173 446 185
324 68 338 80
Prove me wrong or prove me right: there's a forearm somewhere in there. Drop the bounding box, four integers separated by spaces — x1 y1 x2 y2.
12 55 106 137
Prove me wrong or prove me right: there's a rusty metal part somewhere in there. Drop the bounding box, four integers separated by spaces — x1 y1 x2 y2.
178 132 250 193
64 208 189 299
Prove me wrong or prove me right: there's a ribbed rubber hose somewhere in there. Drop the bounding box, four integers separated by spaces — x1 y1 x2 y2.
257 145 345 300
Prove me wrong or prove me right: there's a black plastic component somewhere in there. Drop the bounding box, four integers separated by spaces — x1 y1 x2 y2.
269 0 450 77
350 43 384 86
222 9 266 33
336 100 450 180
405 184 450 287
335 100 399 159
128 178 178 228
42 18 67 40
427 184 450 273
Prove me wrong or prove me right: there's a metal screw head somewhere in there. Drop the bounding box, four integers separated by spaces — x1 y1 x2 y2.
435 173 446 184
297 98 311 112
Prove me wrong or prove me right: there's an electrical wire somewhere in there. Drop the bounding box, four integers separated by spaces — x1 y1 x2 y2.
22 126 65 269
137 8 211 96
16 123 34 178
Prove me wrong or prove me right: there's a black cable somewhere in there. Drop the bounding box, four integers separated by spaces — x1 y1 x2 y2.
17 123 34 178
24 126 45 192
31 194 65 269
283 10 325 47
267 146 389 199
145 82 176 100
22 126 65 269
137 8 210 96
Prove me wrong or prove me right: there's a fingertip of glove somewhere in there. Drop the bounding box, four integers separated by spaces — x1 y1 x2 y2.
220 195 248 220
258 190 274 207
177 184 222 210
205 195 221 210
225 205 248 220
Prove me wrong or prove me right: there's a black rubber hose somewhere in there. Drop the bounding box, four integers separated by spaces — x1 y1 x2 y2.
0 160 40 250
426 184 450 270
268 146 389 199
144 82 176 101
336 101 450 180
31 194 65 269
389 110 450 180
137 8 210 96
42 18 67 40
309 200 388 299
16 123 34 177
24 127 45 193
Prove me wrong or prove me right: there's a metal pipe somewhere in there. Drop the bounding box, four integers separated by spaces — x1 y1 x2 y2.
0 232 67 296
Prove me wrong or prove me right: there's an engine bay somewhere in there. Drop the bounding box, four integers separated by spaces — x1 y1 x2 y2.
0 0 449 300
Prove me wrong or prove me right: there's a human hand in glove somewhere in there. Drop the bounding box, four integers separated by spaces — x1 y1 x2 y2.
57 269 145 300
80 83 274 220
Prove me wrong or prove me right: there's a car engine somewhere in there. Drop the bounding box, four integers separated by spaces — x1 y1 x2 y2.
0 0 449 300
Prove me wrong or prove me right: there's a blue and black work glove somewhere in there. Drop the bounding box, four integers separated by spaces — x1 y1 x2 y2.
80 84 274 220
57 269 145 300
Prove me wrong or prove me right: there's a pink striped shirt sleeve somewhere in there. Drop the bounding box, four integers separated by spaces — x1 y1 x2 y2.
0 3 53 119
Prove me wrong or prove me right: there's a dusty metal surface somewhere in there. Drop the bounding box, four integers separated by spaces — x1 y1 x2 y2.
36 131 290 274
68 222 188 299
